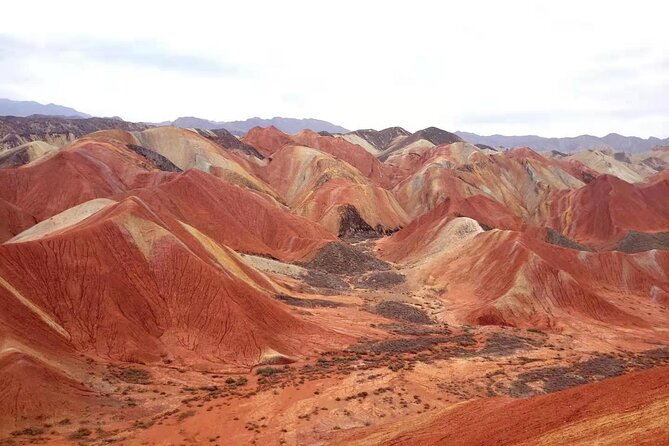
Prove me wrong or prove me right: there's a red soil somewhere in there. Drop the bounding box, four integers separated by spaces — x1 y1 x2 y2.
381 194 523 262
445 230 667 330
647 167 669 184
121 169 335 262
259 144 407 235
292 176 408 235
291 129 396 187
0 197 35 242
0 352 100 436
0 281 100 435
0 138 175 221
393 144 585 222
2 128 669 443
0 196 340 367
242 126 294 156
549 174 669 247
344 365 669 445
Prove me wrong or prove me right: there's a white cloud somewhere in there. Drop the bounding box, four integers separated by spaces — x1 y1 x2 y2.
1 0 668 137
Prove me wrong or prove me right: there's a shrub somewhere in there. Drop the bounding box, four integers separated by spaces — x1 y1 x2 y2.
177 410 196 421
68 428 92 440
256 367 282 376
11 427 44 436
114 367 152 385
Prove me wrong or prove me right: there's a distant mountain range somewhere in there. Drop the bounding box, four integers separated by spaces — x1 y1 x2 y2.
2 98 668 153
0 115 149 150
455 131 669 154
0 98 90 118
0 99 349 135
163 116 349 135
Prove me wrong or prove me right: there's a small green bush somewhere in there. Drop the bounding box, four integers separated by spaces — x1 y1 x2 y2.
256 367 281 376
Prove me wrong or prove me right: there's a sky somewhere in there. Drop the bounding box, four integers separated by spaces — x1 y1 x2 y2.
1 0 668 137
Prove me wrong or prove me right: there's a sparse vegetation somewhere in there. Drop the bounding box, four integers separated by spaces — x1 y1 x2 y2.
11 427 44 437
274 293 344 308
68 428 92 440
111 366 152 385
372 301 433 324
256 367 283 376
177 410 196 421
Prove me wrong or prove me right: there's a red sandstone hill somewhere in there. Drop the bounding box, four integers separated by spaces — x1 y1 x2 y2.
0 197 35 242
0 196 340 366
260 144 408 235
242 125 295 156
392 144 584 221
243 126 399 188
548 174 669 248
0 278 103 436
648 167 669 184
120 169 335 262
1 124 669 443
92 127 280 199
0 137 176 221
380 217 669 332
380 194 523 263
0 134 332 261
291 129 397 187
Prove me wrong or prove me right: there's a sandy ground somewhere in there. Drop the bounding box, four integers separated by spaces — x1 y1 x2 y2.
4 242 669 445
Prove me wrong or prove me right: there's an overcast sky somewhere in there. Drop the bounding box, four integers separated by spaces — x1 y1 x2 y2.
2 1 668 137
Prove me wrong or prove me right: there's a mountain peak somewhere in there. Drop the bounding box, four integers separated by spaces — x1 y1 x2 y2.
0 98 90 118
168 116 348 135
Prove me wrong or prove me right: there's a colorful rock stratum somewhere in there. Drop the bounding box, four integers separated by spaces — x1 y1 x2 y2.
1 120 669 445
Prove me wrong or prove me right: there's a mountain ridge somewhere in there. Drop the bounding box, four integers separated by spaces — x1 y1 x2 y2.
1 98 666 152
163 116 349 135
455 130 669 153
0 98 90 118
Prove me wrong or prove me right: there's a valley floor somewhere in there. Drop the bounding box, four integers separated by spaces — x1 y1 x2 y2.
4 238 669 445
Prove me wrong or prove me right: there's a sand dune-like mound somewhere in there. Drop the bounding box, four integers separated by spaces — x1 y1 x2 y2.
341 127 412 155
263 145 407 235
0 140 58 168
565 149 656 183
121 169 334 262
379 127 464 161
393 166 481 218
0 352 98 436
548 156 599 183
385 141 487 179
631 147 669 174
291 129 395 187
0 137 176 221
242 125 295 156
647 167 669 184
0 197 35 242
380 216 484 265
0 196 338 366
394 227 669 331
192 128 264 159
0 279 98 435
338 133 382 155
379 195 522 263
95 127 279 198
549 174 669 248
6 198 115 244
294 177 408 236
341 365 669 446
394 145 583 220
